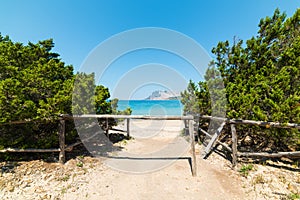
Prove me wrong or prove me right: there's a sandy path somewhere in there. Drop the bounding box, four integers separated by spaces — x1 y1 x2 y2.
63 120 247 200
1 120 297 199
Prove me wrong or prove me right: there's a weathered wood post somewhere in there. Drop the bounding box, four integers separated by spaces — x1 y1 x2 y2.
194 114 199 140
59 119 66 164
203 121 226 157
126 118 130 137
189 118 197 177
184 119 188 135
106 117 109 135
230 124 238 168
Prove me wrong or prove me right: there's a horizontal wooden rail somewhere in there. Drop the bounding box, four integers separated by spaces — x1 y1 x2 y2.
60 114 197 176
60 114 194 120
198 115 300 168
2 113 299 171
238 151 300 158
200 115 300 129
0 118 58 126
65 141 83 151
0 114 198 175
110 128 127 133
0 148 60 153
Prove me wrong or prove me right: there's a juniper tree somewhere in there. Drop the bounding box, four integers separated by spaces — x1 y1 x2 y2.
181 8 300 150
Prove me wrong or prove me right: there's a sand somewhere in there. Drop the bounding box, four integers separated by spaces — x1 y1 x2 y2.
63 120 246 200
1 120 252 200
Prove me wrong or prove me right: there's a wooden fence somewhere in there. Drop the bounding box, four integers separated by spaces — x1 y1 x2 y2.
199 115 300 167
0 119 74 164
1 114 299 173
61 114 197 176
0 114 198 176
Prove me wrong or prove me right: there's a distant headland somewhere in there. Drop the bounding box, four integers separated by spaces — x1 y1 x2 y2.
145 90 181 100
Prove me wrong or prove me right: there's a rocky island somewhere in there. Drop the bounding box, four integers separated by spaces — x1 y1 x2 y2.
145 90 181 100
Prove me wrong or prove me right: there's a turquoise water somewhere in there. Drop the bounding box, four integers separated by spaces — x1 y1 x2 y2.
117 100 183 116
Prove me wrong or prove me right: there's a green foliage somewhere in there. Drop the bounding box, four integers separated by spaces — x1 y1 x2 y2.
72 72 112 115
0 36 74 122
0 35 76 150
76 162 83 167
0 35 119 152
72 74 132 130
181 8 300 150
95 85 112 114
181 62 226 117
288 193 300 200
181 80 205 115
111 98 132 115
239 164 254 177
60 174 70 182
110 98 132 124
72 72 96 115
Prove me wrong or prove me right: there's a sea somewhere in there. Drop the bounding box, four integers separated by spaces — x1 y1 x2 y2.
117 100 183 116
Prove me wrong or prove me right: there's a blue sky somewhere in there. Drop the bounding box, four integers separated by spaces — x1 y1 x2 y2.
1 0 299 99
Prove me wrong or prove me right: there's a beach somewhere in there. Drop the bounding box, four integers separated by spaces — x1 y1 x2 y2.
0 119 246 200
2 119 298 199
62 119 245 200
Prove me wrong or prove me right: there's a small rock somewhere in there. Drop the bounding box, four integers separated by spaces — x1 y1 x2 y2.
288 183 298 194
0 179 6 188
34 186 45 193
41 194 51 199
7 183 14 192
243 135 252 145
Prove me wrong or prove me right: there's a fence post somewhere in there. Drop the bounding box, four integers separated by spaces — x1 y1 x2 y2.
59 119 66 164
106 117 109 135
189 119 197 177
194 115 199 140
230 124 238 168
184 119 188 135
126 118 130 137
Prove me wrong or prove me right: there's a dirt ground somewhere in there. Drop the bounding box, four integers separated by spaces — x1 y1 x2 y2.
0 120 299 199
60 120 244 200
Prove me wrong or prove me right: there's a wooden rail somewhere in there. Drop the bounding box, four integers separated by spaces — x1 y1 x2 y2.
0 114 197 176
200 115 300 129
61 114 193 120
0 148 60 153
63 114 197 176
0 118 68 163
4 113 296 172
238 151 300 158
198 115 300 168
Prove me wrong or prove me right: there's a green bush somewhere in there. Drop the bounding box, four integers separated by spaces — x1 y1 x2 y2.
0 35 120 152
181 8 300 151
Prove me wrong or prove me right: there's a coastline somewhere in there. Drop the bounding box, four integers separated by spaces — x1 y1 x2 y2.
117 99 183 116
